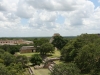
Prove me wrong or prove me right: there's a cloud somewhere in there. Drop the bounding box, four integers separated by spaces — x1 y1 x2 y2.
26 0 77 11
62 0 94 27
16 0 35 18
28 10 58 30
98 0 100 3
0 0 100 37
0 12 7 20
0 1 8 11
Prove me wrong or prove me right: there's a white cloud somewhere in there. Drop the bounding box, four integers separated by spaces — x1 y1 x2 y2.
26 0 77 11
98 0 100 3
16 0 35 18
28 10 58 30
0 0 100 37
0 12 7 21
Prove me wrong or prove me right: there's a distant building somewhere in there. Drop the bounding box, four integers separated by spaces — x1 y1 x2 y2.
49 33 60 43
20 46 36 53
0 39 33 45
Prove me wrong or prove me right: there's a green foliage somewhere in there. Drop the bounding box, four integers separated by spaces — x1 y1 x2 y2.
61 34 100 75
52 36 68 50
0 63 9 75
50 63 80 75
0 45 21 54
40 43 54 55
0 49 5 54
61 39 81 62
33 38 49 52
16 55 28 68
75 43 100 75
1 52 15 66
7 63 24 75
0 54 25 75
30 54 42 66
33 38 49 46
0 59 4 63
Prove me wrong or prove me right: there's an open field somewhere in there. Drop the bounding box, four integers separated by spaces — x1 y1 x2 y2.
53 60 64 64
16 52 39 57
34 68 50 75
23 68 30 75
23 67 50 75
16 49 61 58
51 50 61 57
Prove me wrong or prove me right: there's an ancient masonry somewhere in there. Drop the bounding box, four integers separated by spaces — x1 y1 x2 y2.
20 46 36 53
0 39 33 45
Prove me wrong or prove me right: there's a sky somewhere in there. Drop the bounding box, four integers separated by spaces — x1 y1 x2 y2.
0 0 100 37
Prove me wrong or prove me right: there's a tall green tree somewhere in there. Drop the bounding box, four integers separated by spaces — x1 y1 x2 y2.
40 43 54 55
16 55 28 68
7 63 24 75
0 63 9 75
61 34 100 75
30 54 42 66
33 38 49 47
1 52 15 66
74 43 100 75
33 38 49 52
52 36 67 50
61 39 81 62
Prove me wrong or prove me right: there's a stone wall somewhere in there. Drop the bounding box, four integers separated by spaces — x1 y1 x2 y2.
0 39 33 45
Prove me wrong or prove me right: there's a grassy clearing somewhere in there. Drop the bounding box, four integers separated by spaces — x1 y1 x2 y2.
48 50 61 58
34 69 50 75
53 60 64 64
16 52 39 57
23 68 30 75
16 49 60 58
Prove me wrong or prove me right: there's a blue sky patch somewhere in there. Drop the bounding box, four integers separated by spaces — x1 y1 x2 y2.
90 0 100 8
55 15 65 24
21 18 29 25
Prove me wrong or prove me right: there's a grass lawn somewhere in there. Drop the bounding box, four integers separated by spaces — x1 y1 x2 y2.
34 69 50 75
48 50 61 58
30 67 50 75
23 68 30 75
16 49 60 58
53 60 64 64
16 52 39 57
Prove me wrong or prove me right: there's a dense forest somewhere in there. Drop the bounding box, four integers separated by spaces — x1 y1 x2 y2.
51 34 100 75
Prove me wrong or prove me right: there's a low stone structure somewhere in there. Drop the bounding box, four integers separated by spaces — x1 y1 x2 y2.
20 46 36 53
43 57 60 68
0 39 33 45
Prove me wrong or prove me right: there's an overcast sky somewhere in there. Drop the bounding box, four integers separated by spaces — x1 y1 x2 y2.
0 0 100 37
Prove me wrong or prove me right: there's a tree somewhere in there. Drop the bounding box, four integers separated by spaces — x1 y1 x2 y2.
40 43 54 55
61 34 100 62
1 52 15 66
33 38 49 52
50 63 80 75
74 43 100 75
60 34 100 75
7 63 24 75
30 54 42 66
0 49 26 75
0 63 9 75
0 49 5 54
33 38 49 47
61 39 80 62
52 36 67 50
0 45 20 54
16 55 28 68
